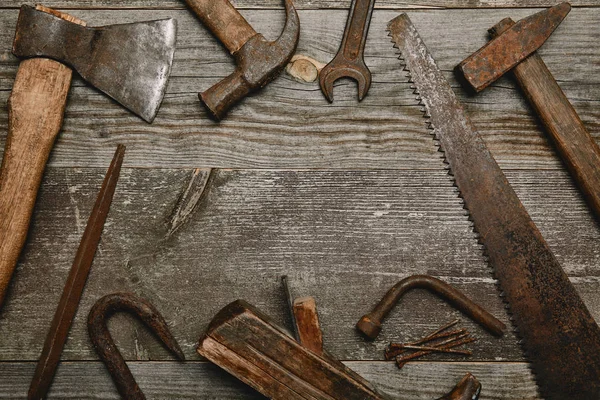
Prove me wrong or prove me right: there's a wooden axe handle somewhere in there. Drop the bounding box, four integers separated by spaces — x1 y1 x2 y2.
0 7 85 308
184 0 256 54
492 19 600 221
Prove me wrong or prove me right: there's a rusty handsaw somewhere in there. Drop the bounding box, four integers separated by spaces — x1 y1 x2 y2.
388 13 600 399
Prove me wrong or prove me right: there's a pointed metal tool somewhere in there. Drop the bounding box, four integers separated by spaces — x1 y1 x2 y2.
13 5 177 122
28 145 125 400
388 13 600 399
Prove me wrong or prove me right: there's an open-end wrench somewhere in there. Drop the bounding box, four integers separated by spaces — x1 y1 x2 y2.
319 0 375 102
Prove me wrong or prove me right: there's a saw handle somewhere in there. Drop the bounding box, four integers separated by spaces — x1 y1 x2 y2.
0 6 84 308
184 0 256 54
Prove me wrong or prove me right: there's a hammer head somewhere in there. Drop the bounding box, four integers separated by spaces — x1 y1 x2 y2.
455 2 571 93
199 0 300 120
13 5 177 123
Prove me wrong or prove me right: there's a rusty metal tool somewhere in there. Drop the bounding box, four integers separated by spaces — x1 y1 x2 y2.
27 145 125 400
88 292 185 400
282 276 480 399
319 0 375 102
357 275 506 340
184 0 300 120
13 5 176 122
0 6 176 310
388 13 600 399
437 373 481 400
456 4 600 223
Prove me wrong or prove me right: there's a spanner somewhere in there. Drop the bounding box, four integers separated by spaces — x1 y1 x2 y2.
319 0 375 102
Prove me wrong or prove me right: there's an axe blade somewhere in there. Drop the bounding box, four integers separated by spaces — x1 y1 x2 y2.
13 5 177 122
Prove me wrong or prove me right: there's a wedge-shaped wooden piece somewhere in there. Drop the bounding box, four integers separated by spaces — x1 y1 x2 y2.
197 300 385 400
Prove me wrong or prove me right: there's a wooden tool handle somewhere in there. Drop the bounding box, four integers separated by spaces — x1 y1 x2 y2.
184 0 256 54
0 7 85 308
492 19 600 222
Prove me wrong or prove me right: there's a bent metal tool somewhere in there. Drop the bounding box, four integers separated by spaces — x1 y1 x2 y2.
0 6 176 310
319 0 375 102
88 293 185 400
28 145 125 400
184 0 300 120
456 3 600 223
357 275 506 340
388 13 600 399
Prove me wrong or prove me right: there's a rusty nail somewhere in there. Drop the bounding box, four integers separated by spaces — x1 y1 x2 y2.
396 337 477 369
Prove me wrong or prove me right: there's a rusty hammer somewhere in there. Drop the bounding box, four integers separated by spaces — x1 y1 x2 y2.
456 3 600 222
0 6 176 309
184 0 300 120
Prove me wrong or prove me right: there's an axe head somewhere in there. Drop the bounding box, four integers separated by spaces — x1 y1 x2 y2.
13 5 177 122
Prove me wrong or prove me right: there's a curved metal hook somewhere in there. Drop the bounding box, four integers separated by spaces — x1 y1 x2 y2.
274 0 300 58
357 275 506 340
88 292 185 400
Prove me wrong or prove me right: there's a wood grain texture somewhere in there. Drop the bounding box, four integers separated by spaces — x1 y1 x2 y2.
0 8 598 169
0 168 597 363
0 361 539 399
0 8 86 308
293 297 324 354
0 58 73 307
0 0 598 9
199 300 383 399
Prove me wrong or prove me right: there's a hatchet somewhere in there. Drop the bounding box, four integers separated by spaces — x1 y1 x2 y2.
0 5 176 309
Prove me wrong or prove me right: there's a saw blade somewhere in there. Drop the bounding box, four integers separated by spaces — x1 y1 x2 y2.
388 13 600 399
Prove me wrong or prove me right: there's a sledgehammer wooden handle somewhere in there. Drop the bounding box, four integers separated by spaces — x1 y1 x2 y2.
0 6 85 308
491 19 600 221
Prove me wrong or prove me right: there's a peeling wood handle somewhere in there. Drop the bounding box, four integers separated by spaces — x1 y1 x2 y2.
184 0 256 54
491 19 600 221
0 6 85 309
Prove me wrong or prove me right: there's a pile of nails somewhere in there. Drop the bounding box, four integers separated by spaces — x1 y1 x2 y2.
385 319 476 369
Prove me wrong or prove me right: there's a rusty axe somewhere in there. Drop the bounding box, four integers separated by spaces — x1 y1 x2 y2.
0 6 176 309
184 0 300 120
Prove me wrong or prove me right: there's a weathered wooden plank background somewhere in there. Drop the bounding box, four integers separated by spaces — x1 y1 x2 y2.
0 0 598 398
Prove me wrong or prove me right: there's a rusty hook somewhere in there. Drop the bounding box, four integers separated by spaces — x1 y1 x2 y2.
356 275 506 340
87 292 185 400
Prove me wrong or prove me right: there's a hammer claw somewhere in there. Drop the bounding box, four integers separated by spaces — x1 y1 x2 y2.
191 0 300 119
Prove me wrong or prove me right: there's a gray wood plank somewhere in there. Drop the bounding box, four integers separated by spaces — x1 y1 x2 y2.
0 8 598 169
0 168 597 362
0 0 598 10
0 361 539 399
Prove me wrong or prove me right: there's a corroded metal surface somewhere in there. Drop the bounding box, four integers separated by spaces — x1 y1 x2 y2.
319 0 375 102
388 13 600 399
13 5 176 122
88 293 185 400
455 3 570 92
357 275 506 340
28 145 125 400
437 373 481 400
185 0 300 120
